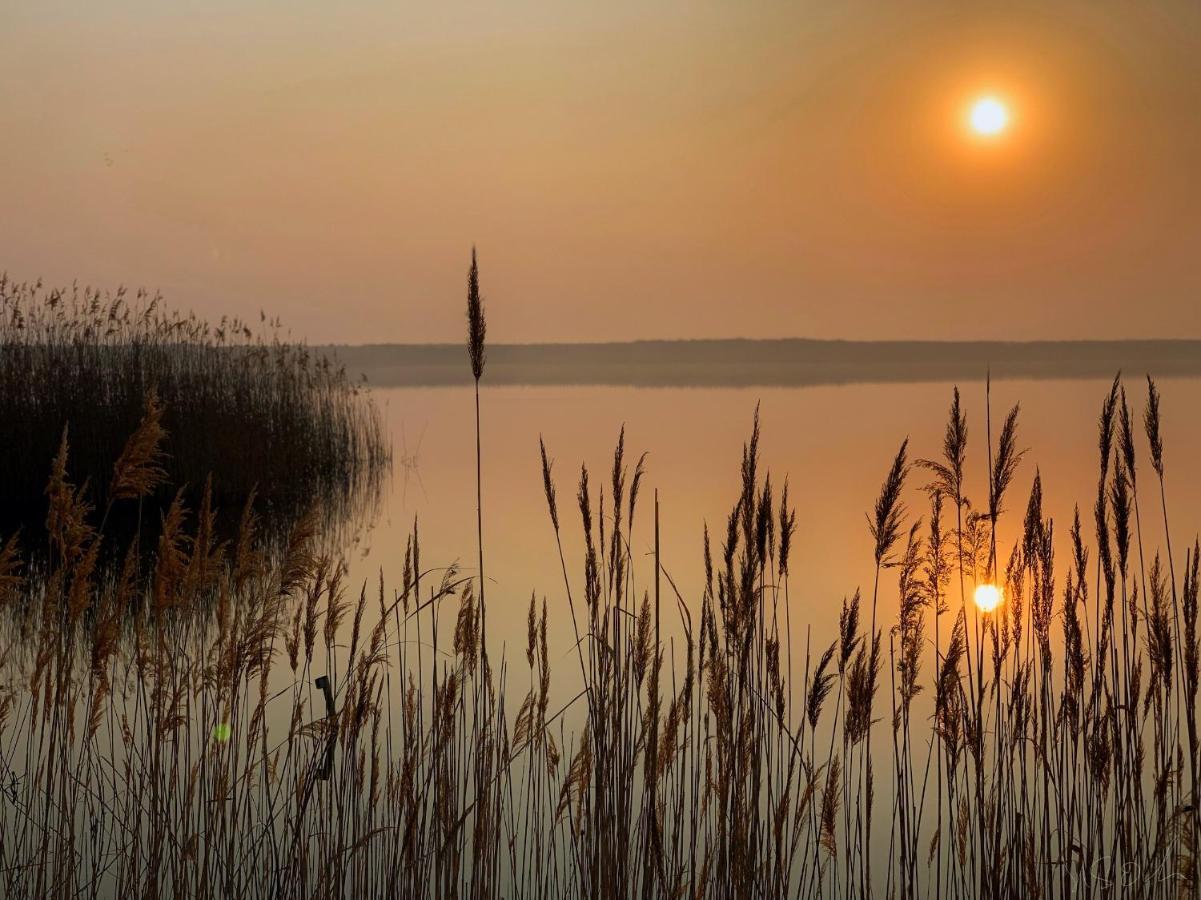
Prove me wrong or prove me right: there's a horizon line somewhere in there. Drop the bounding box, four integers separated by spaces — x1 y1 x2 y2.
317 336 1201 349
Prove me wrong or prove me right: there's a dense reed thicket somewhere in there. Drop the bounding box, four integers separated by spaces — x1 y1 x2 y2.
0 275 388 544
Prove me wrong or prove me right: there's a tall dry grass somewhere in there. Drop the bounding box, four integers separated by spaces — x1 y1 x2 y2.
0 275 388 547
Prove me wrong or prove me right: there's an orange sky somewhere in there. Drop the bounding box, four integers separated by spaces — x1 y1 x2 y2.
3 2 1200 343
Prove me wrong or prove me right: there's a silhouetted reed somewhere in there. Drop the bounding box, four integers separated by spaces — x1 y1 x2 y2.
0 275 388 550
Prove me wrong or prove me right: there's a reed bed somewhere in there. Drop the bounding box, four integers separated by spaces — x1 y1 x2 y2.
0 275 388 546
0 264 1198 898
1 375 1198 898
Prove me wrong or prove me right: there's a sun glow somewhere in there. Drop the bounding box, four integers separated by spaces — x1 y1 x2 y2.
974 584 1003 613
968 96 1009 136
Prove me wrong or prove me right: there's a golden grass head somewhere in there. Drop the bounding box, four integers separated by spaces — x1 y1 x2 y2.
466 246 486 382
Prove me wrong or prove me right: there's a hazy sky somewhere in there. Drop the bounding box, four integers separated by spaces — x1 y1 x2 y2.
3 2 1200 343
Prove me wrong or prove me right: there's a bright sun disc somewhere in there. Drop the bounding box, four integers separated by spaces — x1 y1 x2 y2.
969 97 1009 136
974 584 1003 613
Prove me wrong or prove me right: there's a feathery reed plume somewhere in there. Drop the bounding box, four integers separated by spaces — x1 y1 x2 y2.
989 403 1025 524
918 386 968 504
807 641 837 728
821 755 842 856
1094 381 1120 616
1119 386 1138 490
1186 541 1199 703
778 478 796 578
455 582 481 670
1147 555 1173 699
935 613 965 731
870 438 910 567
539 438 558 531
1145 375 1164 479
1110 455 1132 576
894 522 926 713
844 634 881 746
45 426 96 564
628 450 647 532
466 247 486 382
839 591 862 673
108 387 168 503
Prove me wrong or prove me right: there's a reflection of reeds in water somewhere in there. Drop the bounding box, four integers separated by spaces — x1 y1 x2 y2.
0 276 389 549
1 278 1199 897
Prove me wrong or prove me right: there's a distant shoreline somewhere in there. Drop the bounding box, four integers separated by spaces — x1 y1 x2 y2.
319 338 1201 388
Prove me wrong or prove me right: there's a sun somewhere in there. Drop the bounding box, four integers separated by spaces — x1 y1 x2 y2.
968 96 1009 137
974 584 1003 613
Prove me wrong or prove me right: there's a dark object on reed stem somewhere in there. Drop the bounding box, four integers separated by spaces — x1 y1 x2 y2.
315 675 336 780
